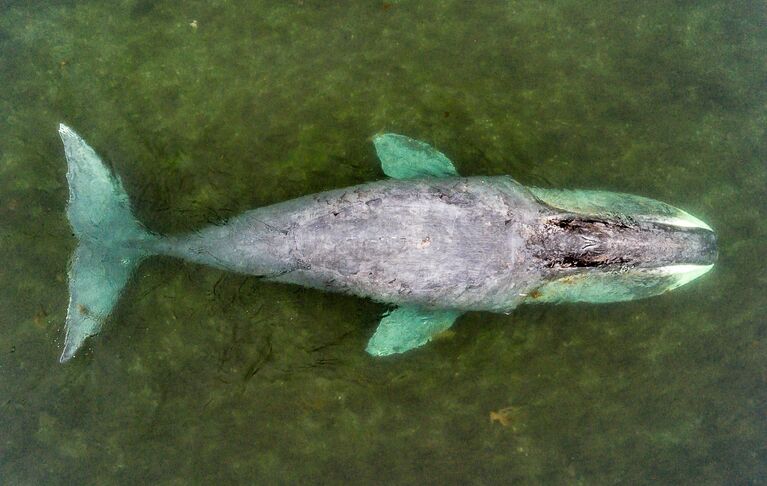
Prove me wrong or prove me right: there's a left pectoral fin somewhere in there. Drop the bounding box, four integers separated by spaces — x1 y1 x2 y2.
373 133 460 179
365 306 462 356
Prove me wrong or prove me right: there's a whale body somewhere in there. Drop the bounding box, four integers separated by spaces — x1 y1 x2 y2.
57 125 716 362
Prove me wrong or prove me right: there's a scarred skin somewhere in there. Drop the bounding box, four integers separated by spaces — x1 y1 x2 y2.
156 176 544 313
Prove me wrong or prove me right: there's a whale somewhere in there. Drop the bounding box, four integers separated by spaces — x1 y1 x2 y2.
57 124 717 363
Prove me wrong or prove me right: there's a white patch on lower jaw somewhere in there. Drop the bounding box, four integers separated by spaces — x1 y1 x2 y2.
657 264 715 291
654 211 713 231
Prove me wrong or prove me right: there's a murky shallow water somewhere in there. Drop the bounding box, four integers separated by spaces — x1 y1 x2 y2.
1 1 765 484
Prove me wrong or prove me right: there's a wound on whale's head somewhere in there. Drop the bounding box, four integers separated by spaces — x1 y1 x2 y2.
527 188 716 304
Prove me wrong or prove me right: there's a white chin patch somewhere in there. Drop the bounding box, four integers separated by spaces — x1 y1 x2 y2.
654 210 713 231
657 264 715 291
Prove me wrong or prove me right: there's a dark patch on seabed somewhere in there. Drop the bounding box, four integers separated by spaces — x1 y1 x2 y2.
0 1 765 484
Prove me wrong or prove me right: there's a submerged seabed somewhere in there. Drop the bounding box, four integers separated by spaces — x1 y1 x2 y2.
0 1 765 484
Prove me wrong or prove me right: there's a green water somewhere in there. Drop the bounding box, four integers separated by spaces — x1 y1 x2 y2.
1 1 765 484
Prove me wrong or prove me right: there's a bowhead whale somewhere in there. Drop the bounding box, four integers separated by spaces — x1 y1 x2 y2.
57 125 716 363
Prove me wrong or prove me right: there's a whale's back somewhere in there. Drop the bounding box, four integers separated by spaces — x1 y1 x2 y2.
263 176 543 311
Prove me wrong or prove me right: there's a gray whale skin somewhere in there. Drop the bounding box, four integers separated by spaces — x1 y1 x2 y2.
57 125 717 363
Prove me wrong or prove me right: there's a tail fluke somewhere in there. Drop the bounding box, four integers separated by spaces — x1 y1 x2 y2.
58 124 155 362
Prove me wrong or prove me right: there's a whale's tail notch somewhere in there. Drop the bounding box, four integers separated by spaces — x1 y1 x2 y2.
58 124 156 363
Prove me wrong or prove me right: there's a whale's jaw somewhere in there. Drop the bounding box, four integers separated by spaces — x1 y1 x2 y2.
657 263 715 291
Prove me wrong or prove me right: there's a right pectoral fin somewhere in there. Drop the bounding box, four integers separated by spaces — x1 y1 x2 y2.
365 306 462 356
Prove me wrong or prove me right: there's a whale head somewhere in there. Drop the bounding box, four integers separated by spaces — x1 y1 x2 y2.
525 188 716 304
